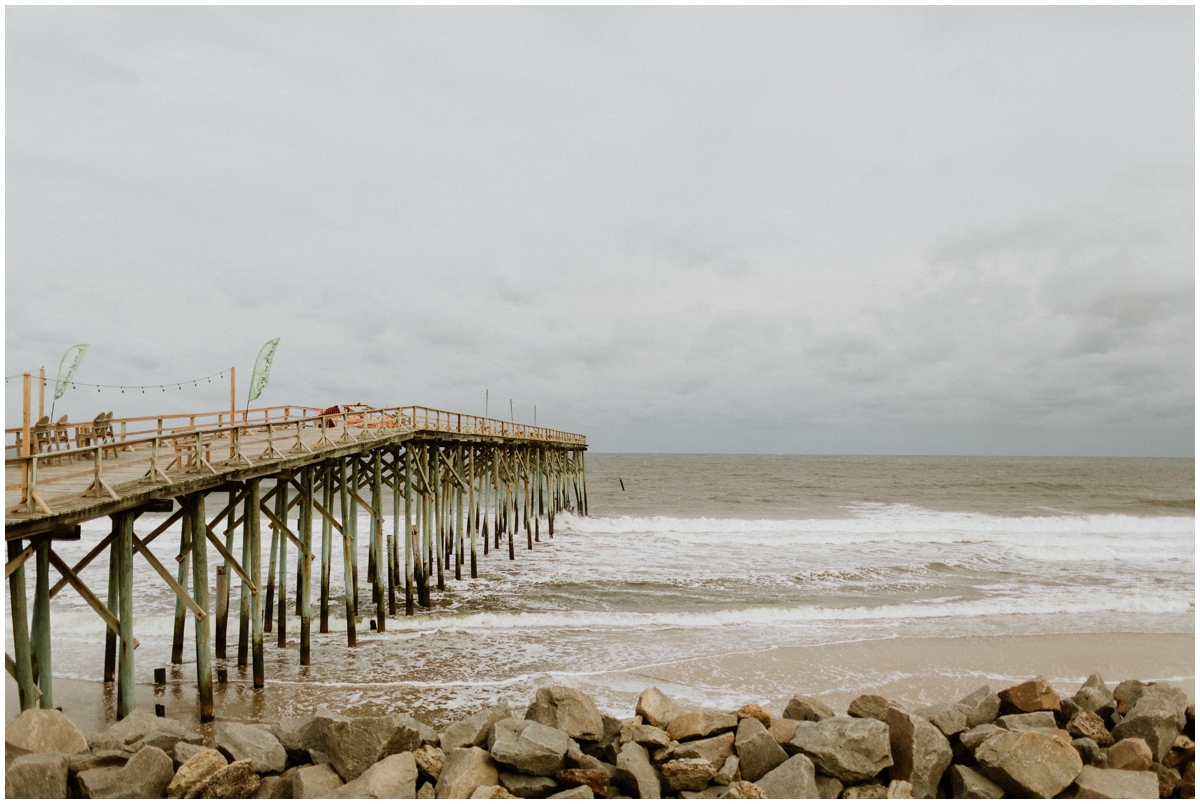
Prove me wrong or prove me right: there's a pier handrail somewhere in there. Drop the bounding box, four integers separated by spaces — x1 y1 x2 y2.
5 403 585 520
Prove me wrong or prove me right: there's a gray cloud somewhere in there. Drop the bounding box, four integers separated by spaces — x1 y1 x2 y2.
5 7 1193 456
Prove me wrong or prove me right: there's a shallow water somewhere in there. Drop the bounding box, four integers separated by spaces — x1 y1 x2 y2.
10 454 1194 726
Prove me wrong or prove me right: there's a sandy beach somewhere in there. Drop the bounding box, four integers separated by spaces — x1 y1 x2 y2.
8 630 1193 735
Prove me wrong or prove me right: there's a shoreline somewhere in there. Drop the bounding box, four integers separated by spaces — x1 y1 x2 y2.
8 630 1193 735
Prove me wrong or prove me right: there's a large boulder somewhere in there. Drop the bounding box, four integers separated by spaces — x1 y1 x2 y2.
735 717 788 782
1107 737 1153 771
735 703 772 728
6 751 69 798
254 776 293 799
322 715 424 781
768 719 800 746
847 695 892 722
917 704 967 737
672 732 736 765
196 758 261 798
754 753 819 798
998 676 1060 714
436 747 499 799
783 696 835 723
947 764 1003 799
956 686 1001 729
789 717 893 784
293 763 345 798
167 747 227 798
442 704 512 750
216 722 288 774
6 709 89 755
1071 737 1107 768
669 711 739 742
1112 680 1145 716
637 688 686 728
500 771 559 797
974 730 1082 798
1152 761 1183 798
721 780 766 798
77 745 175 799
490 720 571 776
98 708 203 755
1073 674 1115 717
662 758 717 792
526 687 605 741
548 786 594 799
620 723 671 748
1069 765 1158 798
278 707 350 763
883 707 952 799
1068 711 1114 747
414 744 446 779
960 724 1004 754
615 741 660 799
333 751 419 798
1111 696 1185 761
557 768 610 795
996 711 1057 732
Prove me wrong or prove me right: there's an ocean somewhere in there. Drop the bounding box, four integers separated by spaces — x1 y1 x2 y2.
10 454 1195 728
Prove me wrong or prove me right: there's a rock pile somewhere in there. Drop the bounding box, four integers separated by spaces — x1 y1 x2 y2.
4 675 1194 798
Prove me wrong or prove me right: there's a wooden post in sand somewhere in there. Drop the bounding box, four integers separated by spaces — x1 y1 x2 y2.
404 447 414 616
320 465 333 633
339 459 356 647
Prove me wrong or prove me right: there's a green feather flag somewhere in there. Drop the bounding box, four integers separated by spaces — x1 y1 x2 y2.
50 344 88 419
247 338 281 405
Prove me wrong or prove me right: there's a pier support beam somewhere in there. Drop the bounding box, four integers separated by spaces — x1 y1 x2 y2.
339 459 356 647
31 540 53 708
189 494 213 722
276 479 288 648
320 465 332 633
116 510 135 719
371 451 386 632
7 539 36 710
171 513 190 664
247 479 265 688
299 467 313 665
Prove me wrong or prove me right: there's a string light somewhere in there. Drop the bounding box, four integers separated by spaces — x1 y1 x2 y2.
7 368 232 395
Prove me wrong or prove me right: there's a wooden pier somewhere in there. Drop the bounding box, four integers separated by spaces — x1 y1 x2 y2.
4 403 588 721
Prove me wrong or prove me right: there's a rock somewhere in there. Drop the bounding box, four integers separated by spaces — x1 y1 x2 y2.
254 776 292 798
735 704 772 728
681 784 731 799
998 676 1060 714
6 709 89 756
167 748 227 798
526 687 605 741
1140 684 1190 717
442 704 512 750
278 708 350 763
883 706 951 799
1164 734 1195 769
322 715 422 781
436 747 499 799
842 782 887 798
401 713 441 747
615 741 660 799
973 730 1082 798
956 686 1001 729
814 773 842 799
1107 737 1153 771
6 751 69 798
292 763 344 798
783 696 835 723
789 717 893 783
77 745 175 799
619 723 671 748
548 785 595 799
1151 761 1182 798
996 711 1058 732
197 758 262 798
334 752 419 798
714 755 740 786
917 703 967 737
885 779 914 798
1182 761 1195 797
414 744 446 779
719 780 765 798
500 771 559 797
672 732 736 765
175 741 211 766
754 753 819 798
668 711 739 742
68 750 130 776
1112 680 1146 716
558 768 609 795
490 720 571 776
637 688 686 729
735 716 788 782
663 758 717 792
847 695 892 722
948 764 1004 799
1073 675 1115 717
1071 737 1107 768
960 724 1004 753
470 784 518 798
1068 711 1114 747
1111 696 1185 760
768 719 799 746
1069 765 1159 798
216 722 288 774
419 780 435 798
100 708 203 755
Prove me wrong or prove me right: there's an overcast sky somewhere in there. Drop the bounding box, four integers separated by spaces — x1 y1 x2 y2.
6 7 1194 455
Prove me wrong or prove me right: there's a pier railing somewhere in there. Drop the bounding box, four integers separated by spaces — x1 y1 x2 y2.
5 404 585 520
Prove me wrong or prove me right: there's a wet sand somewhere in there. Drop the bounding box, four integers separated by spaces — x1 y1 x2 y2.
7 630 1192 734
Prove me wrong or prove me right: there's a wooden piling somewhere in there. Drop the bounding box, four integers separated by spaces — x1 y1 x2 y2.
339 459 356 647
31 540 53 708
238 484 252 668
189 495 213 722
7 539 36 710
247 479 265 688
116 510 135 719
348 460 359 613
468 447 478 578
403 447 414 616
299 467 313 665
276 480 288 648
214 566 228 661
371 451 386 632
107 524 122 677
320 465 332 633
